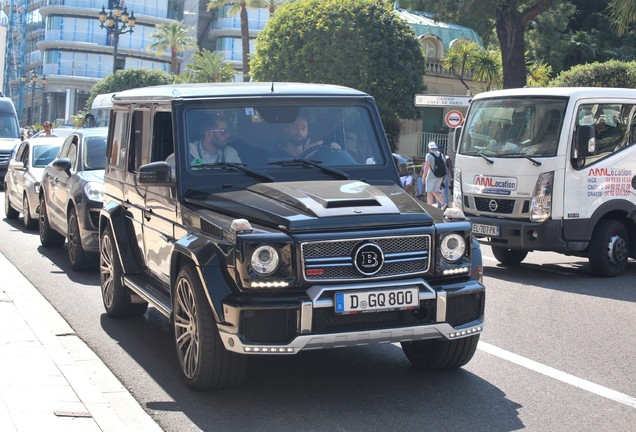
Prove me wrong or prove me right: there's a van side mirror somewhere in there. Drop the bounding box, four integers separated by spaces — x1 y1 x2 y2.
453 126 462 152
575 125 596 157
137 161 173 185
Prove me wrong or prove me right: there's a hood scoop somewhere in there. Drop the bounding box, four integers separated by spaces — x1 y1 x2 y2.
248 180 401 217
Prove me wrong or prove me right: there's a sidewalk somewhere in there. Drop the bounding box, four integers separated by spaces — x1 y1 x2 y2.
0 252 162 432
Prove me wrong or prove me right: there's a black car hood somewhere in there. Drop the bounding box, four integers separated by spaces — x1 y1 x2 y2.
185 180 434 232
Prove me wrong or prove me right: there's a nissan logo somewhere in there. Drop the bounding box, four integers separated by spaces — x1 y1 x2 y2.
488 199 499 212
353 242 384 276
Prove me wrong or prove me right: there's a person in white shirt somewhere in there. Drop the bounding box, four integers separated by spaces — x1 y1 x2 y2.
189 117 241 165
421 141 447 209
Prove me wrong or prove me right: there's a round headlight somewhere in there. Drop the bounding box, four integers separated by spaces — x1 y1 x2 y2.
440 233 466 262
251 245 279 275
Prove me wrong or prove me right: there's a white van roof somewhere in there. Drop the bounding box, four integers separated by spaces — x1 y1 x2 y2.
472 87 636 100
91 92 116 109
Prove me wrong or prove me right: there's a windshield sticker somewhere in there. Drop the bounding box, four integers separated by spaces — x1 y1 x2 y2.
587 168 633 198
474 175 517 195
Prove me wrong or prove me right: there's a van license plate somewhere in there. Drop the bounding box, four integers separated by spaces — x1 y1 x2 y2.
472 223 499 236
335 288 419 314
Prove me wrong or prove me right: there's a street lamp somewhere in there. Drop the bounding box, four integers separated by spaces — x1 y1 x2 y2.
21 71 47 125
98 1 136 74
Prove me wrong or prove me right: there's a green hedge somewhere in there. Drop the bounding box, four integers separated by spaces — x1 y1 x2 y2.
549 60 636 88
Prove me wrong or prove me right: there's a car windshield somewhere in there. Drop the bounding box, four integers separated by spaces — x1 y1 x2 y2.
460 97 567 158
33 145 62 167
181 103 386 175
0 113 20 139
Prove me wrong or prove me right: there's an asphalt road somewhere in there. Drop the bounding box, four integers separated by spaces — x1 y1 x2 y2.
1 191 635 431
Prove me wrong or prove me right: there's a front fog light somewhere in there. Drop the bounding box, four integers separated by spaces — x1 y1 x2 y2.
251 245 279 275
440 233 466 262
84 181 103 202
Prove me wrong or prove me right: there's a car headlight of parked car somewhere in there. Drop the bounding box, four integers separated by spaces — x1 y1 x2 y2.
251 245 280 276
440 233 466 262
84 181 104 202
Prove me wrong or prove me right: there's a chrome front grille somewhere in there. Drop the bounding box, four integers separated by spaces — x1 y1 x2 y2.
301 235 431 282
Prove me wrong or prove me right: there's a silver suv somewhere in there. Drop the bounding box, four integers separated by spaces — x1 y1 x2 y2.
99 83 485 390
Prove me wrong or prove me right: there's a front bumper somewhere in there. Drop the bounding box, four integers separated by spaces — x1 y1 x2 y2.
217 278 485 355
468 215 567 251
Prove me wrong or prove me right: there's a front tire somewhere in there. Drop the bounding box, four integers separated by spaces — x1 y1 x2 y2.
402 334 480 370
173 264 247 390
23 194 37 229
491 246 528 265
68 209 91 271
589 220 629 277
100 226 148 317
4 185 19 219
39 195 65 247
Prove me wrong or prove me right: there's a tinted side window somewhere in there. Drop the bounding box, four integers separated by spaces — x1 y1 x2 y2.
151 111 173 162
128 110 149 172
108 110 129 168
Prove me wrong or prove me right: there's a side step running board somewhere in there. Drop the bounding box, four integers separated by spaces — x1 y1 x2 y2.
122 274 171 318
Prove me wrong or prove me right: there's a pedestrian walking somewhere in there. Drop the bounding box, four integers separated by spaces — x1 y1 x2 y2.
420 141 447 209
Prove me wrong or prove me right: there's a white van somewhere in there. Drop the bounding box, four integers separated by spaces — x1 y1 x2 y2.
88 92 115 127
453 87 636 277
0 97 22 184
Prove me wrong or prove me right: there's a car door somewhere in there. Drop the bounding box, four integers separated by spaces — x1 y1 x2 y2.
48 136 77 233
8 141 27 208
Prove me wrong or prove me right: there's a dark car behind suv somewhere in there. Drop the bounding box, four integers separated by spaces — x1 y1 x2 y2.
99 83 485 390
39 128 108 270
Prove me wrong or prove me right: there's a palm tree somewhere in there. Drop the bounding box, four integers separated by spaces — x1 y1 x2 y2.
148 21 198 75
207 1 290 81
441 40 481 93
176 49 238 83
608 0 636 36
473 50 502 91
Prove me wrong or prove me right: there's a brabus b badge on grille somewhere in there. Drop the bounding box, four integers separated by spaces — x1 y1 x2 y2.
353 242 384 276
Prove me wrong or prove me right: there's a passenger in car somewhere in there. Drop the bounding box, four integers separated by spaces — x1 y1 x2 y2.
189 117 241 165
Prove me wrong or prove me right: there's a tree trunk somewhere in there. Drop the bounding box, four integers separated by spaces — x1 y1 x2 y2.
495 5 527 89
172 46 179 75
240 6 250 81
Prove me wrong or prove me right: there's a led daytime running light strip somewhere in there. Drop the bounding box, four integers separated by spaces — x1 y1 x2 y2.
449 326 482 338
250 281 290 288
244 347 295 353
442 266 469 275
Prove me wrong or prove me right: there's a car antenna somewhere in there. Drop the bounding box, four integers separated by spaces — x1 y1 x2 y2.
271 82 274 93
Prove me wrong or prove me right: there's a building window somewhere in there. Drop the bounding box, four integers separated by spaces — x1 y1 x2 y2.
419 35 444 60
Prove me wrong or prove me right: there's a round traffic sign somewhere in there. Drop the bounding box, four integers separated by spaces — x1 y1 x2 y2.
445 110 464 128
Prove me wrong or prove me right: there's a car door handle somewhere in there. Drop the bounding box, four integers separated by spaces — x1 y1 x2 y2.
144 209 153 221
53 177 59 183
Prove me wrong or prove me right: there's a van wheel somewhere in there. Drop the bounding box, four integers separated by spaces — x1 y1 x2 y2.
4 185 19 219
23 194 37 229
491 246 528 265
402 334 480 369
589 220 629 277
39 195 65 247
68 209 91 271
100 226 148 317
173 264 247 390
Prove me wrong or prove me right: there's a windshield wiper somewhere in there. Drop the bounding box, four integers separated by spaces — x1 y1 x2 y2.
498 153 542 167
196 162 275 182
268 159 349 180
464 151 494 165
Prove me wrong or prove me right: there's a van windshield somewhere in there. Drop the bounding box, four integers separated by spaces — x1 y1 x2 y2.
459 98 567 158
0 113 20 139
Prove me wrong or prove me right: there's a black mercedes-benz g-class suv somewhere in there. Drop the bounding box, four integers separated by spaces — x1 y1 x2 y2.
100 83 484 390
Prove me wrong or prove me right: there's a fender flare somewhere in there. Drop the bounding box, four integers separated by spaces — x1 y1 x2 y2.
586 199 636 240
99 203 141 273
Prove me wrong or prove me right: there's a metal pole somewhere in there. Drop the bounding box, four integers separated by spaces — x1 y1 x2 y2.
29 84 35 125
112 32 119 74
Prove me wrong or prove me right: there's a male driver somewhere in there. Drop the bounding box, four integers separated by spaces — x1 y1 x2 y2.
189 117 241 165
275 115 339 159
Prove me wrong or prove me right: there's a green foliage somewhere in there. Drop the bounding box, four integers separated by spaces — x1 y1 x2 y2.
549 60 636 87
175 49 237 83
250 0 426 149
608 0 636 36
148 21 198 74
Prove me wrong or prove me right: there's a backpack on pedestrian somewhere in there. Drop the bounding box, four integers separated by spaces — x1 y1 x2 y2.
431 152 447 178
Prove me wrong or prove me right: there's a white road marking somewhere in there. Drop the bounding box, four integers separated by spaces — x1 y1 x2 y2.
478 341 636 409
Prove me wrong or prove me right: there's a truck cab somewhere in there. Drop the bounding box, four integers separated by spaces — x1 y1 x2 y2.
454 87 636 276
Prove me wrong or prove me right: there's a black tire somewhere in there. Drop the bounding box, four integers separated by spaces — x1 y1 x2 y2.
100 226 148 317
589 220 629 277
4 185 19 219
23 194 37 229
491 246 528 265
401 334 480 370
39 195 65 247
173 264 247 390
68 209 91 271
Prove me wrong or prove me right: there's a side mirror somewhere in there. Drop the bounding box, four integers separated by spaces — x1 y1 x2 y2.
575 125 596 158
137 161 173 185
9 160 25 171
52 158 72 176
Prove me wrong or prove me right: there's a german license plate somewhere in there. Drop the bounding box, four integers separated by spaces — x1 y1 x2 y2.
472 223 499 236
335 288 419 314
